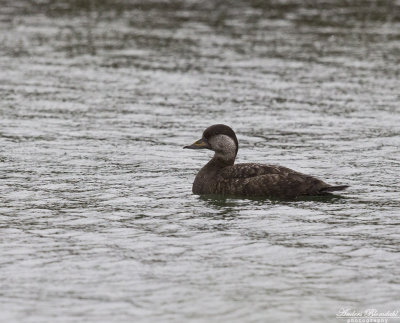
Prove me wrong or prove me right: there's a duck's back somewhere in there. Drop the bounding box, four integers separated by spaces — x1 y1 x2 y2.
212 163 343 198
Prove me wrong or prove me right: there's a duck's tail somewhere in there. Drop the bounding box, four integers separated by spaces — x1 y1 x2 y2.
321 185 349 193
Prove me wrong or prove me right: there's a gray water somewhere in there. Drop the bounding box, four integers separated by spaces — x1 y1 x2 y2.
1 1 400 322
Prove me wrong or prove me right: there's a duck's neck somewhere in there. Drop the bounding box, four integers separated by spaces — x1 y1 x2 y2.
207 154 235 168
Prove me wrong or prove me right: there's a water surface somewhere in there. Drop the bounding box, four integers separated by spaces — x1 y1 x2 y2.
1 1 400 322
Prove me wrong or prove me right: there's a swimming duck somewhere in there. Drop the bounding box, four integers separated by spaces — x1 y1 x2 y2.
184 124 348 198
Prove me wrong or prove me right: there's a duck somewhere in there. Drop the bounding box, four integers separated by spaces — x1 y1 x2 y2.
184 124 348 199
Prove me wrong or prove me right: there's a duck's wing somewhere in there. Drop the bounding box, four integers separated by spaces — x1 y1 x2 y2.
219 163 301 179
219 163 341 198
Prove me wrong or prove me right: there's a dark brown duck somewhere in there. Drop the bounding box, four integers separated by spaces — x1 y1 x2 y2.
184 124 348 199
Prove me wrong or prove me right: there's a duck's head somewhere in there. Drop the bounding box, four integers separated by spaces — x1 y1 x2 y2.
184 124 239 164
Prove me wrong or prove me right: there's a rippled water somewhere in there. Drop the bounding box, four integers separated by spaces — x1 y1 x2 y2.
1 1 400 322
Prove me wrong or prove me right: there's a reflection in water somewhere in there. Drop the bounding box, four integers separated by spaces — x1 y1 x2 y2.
1 0 400 322
200 193 348 204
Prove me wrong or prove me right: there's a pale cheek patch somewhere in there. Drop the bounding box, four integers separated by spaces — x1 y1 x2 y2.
209 135 237 161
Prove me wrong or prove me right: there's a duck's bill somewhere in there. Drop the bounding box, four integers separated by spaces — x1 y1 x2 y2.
183 138 210 149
